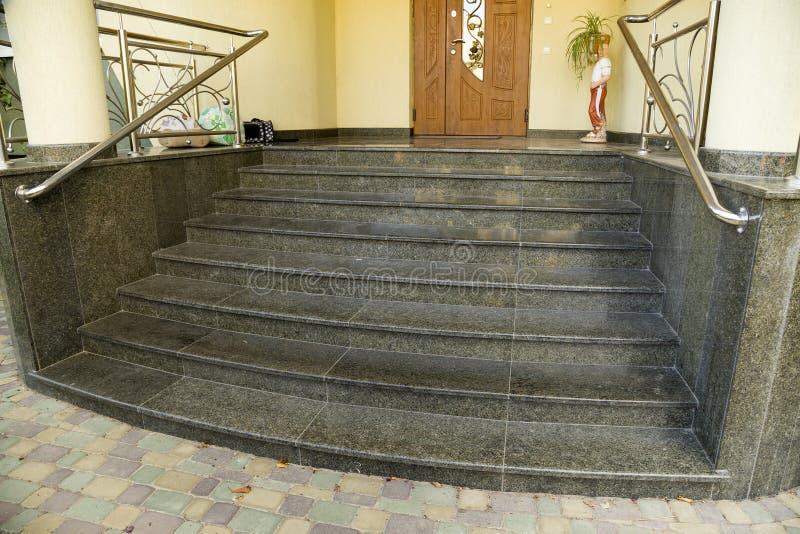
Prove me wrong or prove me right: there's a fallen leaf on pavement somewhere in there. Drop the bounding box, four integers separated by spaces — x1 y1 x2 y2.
277 458 289 468
231 485 252 494
676 496 695 503
431 481 442 488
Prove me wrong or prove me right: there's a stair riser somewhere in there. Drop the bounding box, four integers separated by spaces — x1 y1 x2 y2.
119 296 677 366
81 337 692 428
186 227 652 269
261 149 623 172
214 199 640 232
155 258 664 313
240 173 632 200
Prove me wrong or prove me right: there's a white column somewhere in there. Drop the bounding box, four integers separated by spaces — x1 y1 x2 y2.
4 0 110 146
704 0 800 153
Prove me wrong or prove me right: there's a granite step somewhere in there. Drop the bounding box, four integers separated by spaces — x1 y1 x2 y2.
117 275 679 366
213 188 641 231
240 164 631 199
78 311 695 427
30 352 726 498
153 242 665 312
258 147 624 173
184 214 652 268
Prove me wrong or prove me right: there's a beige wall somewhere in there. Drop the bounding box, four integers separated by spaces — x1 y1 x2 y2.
528 0 623 132
97 0 338 131
335 0 412 128
704 0 800 153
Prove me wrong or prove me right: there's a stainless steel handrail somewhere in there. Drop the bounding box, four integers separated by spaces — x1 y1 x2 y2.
98 26 208 51
14 29 268 201
619 2 750 231
94 1 261 37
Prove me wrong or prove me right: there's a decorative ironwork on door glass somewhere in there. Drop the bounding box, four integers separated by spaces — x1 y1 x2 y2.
462 0 485 80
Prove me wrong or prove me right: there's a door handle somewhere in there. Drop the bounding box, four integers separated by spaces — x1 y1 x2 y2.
450 39 466 45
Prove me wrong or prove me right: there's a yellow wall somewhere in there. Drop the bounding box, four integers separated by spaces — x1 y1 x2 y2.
704 0 800 153
528 0 622 132
97 0 338 131
335 0 412 128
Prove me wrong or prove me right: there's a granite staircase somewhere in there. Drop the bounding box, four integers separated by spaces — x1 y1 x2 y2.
30 146 728 497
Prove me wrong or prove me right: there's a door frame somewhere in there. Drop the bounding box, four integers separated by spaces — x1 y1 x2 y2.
411 0 534 136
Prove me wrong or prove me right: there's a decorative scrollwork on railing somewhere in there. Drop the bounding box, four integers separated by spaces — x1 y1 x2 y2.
101 31 240 151
462 0 485 80
649 22 707 144
639 5 719 155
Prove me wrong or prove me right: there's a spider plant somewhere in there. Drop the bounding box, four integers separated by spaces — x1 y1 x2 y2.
566 12 613 82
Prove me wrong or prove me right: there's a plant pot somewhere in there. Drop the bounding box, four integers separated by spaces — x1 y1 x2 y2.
588 33 611 63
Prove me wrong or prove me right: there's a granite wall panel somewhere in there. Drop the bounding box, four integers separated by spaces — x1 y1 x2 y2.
0 148 261 378
625 158 763 469
626 156 800 497
0 173 84 370
715 200 800 497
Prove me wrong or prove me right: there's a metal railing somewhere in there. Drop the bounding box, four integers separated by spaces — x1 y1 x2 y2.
14 1 268 202
619 0 750 231
636 1 719 153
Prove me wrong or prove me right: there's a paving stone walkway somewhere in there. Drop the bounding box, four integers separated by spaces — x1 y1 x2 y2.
1 300 799 533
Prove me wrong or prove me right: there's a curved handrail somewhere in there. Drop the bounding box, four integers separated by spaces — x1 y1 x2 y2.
619 2 750 232
15 29 268 202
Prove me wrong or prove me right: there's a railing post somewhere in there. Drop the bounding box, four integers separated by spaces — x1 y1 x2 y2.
117 15 141 155
694 0 720 151
230 37 241 147
638 20 658 155
794 135 800 180
0 112 10 167
189 43 201 120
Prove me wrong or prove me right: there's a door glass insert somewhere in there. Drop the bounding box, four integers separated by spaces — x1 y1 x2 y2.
462 0 485 80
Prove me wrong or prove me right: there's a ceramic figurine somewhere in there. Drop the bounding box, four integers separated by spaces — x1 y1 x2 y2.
581 35 612 143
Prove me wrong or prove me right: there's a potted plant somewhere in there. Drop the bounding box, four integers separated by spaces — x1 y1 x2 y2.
566 12 613 81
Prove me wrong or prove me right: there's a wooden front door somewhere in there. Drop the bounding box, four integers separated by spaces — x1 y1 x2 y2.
413 0 532 136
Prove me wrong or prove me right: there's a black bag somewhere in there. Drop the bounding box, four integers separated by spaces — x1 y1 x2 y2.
243 118 274 145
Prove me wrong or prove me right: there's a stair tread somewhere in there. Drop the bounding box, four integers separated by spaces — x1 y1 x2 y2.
155 242 665 293
214 188 641 213
240 164 633 182
34 352 719 480
185 214 652 249
118 275 678 343
80 312 694 406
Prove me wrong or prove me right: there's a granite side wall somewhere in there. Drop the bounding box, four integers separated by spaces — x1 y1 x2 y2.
626 156 800 498
0 149 261 378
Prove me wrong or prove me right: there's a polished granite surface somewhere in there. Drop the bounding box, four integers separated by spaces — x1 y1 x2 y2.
186 213 651 248
242 164 632 181
155 241 664 292
118 275 677 344
33 352 718 481
79 312 693 418
214 187 641 212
